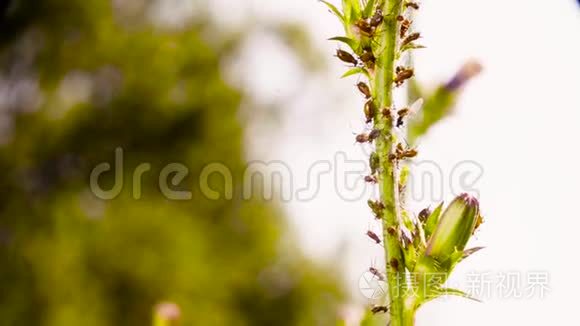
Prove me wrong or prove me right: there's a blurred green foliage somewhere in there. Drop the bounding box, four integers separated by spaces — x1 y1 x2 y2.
0 1 344 325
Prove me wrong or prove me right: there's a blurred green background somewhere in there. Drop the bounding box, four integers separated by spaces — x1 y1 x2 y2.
0 1 344 325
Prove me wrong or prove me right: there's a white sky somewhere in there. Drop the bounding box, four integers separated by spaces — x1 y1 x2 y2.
212 0 580 324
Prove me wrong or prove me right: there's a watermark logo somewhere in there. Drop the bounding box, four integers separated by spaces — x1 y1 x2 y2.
89 147 484 202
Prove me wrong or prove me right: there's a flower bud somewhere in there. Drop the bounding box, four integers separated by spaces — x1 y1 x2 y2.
425 193 479 261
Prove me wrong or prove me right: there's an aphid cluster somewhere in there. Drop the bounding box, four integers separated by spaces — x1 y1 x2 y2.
355 8 384 37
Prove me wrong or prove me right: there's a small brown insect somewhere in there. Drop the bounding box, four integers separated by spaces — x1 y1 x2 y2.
389 258 399 270
396 15 405 22
364 175 378 183
396 108 409 127
390 143 418 161
381 107 392 121
355 19 375 36
371 305 389 314
369 267 385 281
370 9 384 28
364 99 376 124
387 226 397 236
400 19 412 38
394 67 414 87
360 50 376 69
367 230 382 244
355 129 380 143
336 49 358 66
418 207 431 222
401 32 421 47
405 2 420 10
357 82 372 98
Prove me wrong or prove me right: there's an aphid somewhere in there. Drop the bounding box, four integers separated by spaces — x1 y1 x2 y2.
368 199 385 219
387 226 397 236
397 143 418 159
394 67 414 87
390 143 418 161
369 152 380 174
355 19 375 36
389 258 400 270
369 267 385 281
360 50 376 69
396 98 423 127
418 207 431 222
400 19 412 38
336 49 358 66
367 230 382 244
370 9 384 28
357 82 372 98
364 99 376 124
364 175 378 183
401 32 421 47
371 305 389 314
397 108 409 127
405 2 420 10
355 129 380 143
381 107 392 121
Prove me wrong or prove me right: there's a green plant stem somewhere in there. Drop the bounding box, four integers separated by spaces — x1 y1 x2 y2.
372 1 407 325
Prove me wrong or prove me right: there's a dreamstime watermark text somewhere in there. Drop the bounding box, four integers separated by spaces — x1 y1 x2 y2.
89 147 483 202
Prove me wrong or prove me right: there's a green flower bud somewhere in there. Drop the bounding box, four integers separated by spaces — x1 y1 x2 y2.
425 193 479 261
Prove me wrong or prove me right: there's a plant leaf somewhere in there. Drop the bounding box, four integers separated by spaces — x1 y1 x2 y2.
320 1 345 23
328 36 358 52
349 0 362 19
462 246 485 260
363 0 376 18
341 67 365 78
424 202 443 238
401 42 427 53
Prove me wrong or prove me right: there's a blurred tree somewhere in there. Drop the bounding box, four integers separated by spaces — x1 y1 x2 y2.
0 1 344 325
